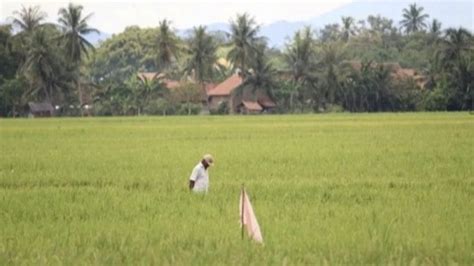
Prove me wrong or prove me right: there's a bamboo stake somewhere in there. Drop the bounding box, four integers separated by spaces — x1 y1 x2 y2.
241 184 245 240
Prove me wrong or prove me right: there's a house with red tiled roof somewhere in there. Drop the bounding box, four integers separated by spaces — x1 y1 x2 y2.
206 74 243 110
137 72 276 114
206 73 276 114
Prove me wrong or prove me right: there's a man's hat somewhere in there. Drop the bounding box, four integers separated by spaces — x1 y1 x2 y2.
203 154 214 166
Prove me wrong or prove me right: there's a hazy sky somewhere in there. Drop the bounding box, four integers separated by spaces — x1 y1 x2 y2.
1 0 354 32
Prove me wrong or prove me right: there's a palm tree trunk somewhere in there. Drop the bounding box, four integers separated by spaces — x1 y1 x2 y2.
351 90 356 112
188 99 191 115
197 81 208 113
47 83 53 104
289 91 293 111
77 80 84 117
44 85 51 104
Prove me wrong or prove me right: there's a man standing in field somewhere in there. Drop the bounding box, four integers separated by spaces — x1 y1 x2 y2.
189 154 214 193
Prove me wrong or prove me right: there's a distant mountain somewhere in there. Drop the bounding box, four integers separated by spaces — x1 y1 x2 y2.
263 0 473 47
260 20 306 47
177 22 229 39
85 31 111 46
181 0 473 48
88 0 473 48
308 1 473 30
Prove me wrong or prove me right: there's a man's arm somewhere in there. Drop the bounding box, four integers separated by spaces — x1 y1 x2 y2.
189 166 199 191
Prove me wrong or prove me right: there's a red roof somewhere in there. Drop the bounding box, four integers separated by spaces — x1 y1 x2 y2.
258 98 276 108
241 101 263 111
207 74 243 96
205 83 216 93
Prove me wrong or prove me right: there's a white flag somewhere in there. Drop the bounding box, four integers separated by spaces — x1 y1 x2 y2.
239 188 263 243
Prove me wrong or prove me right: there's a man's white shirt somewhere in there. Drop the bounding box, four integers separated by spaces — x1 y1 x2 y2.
189 162 209 193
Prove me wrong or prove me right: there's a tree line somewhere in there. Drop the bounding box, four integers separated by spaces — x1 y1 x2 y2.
0 3 472 116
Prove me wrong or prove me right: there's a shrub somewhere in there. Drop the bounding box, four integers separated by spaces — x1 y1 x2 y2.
177 103 201 115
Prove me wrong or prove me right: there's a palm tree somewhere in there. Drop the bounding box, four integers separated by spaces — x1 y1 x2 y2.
320 23 341 43
437 27 473 110
437 27 472 68
285 26 316 83
237 44 276 99
21 29 73 103
58 3 98 64
227 13 261 77
342 61 392 112
132 76 166 115
427 19 443 45
341 16 356 42
57 3 98 114
285 26 316 109
318 42 347 107
400 3 429 34
185 26 218 84
156 19 180 71
11 5 47 67
429 19 442 36
12 5 46 34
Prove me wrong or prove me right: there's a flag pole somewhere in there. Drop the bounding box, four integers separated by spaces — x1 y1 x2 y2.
241 184 244 240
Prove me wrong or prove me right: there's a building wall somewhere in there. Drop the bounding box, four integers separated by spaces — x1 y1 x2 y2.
208 89 274 113
236 105 261 115
208 96 230 110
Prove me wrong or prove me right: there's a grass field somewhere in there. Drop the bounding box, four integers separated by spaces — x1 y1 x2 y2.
1 113 473 265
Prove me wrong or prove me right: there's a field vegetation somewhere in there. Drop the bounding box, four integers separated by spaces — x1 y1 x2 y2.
1 113 473 264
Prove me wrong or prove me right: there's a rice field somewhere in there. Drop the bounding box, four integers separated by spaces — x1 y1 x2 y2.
0 113 473 265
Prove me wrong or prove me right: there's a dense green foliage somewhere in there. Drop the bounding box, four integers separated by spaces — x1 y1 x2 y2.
0 4 94 116
1 113 473 264
0 3 473 116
